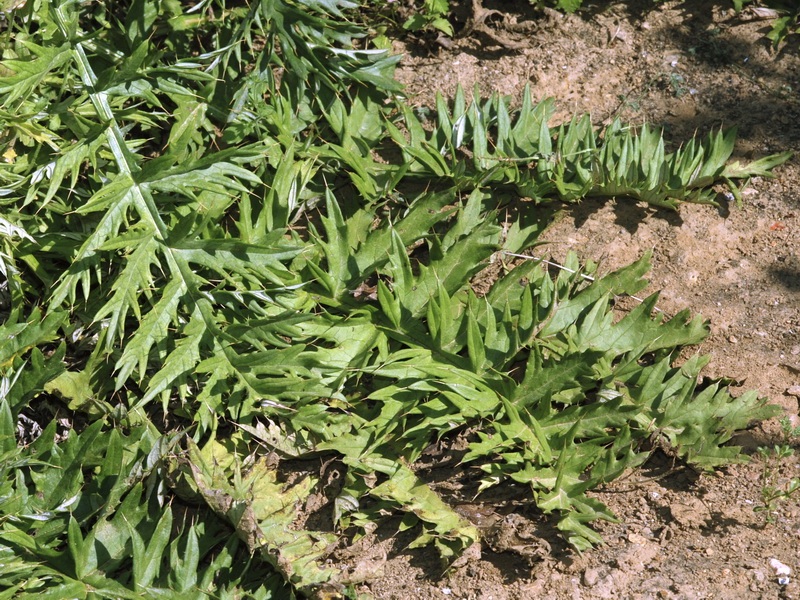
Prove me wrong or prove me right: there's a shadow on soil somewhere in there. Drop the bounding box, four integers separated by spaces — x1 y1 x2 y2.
770 265 800 291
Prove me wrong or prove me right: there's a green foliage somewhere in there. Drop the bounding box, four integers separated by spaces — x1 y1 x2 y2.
386 86 790 209
754 417 800 523
529 0 583 13
402 0 454 36
0 397 290 598
729 1 800 49
765 10 800 50
0 0 790 597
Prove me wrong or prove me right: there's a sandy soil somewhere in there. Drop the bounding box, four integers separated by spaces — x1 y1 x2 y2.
342 1 800 598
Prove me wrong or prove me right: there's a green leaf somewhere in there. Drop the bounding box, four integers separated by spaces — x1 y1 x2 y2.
513 350 605 411
0 41 72 105
44 370 108 417
352 456 480 561
133 508 172 588
0 308 66 368
167 101 208 159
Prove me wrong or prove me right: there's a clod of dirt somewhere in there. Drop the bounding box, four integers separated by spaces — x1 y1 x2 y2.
448 542 482 571
669 498 712 529
458 0 568 50
582 566 602 587
483 513 552 562
616 533 660 570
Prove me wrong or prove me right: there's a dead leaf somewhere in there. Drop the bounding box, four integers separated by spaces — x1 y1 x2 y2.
350 280 378 301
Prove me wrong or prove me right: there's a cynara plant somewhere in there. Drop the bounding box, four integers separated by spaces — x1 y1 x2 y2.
0 0 790 597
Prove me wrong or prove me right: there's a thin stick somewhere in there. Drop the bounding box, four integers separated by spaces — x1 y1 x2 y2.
499 251 663 314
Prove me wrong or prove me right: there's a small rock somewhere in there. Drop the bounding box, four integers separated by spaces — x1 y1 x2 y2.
670 498 711 528
786 385 800 398
583 567 601 587
627 532 648 544
769 558 792 576
519 579 545 595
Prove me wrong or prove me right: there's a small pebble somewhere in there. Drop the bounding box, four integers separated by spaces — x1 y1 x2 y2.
786 385 800 398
